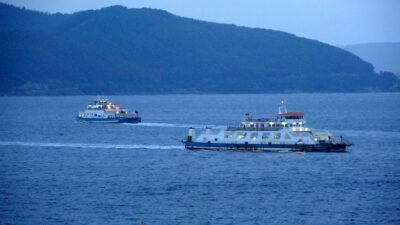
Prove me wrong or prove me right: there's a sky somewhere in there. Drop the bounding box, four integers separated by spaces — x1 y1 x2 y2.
1 0 400 46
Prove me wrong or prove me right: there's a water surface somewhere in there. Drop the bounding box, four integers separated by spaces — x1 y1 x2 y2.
0 93 399 224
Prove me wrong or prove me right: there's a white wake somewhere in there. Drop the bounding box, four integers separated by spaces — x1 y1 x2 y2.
0 141 184 150
124 122 225 129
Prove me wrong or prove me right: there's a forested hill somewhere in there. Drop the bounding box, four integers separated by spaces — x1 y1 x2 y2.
342 42 400 76
0 3 399 95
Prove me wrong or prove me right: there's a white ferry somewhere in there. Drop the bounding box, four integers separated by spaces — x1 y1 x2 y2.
184 101 352 152
77 98 141 123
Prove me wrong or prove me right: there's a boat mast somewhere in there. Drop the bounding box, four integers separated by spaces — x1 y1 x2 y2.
278 99 287 114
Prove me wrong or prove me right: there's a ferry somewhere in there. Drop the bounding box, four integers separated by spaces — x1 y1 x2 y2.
77 98 141 123
184 101 352 152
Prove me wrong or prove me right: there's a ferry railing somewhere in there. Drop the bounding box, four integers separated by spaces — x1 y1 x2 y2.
226 126 282 131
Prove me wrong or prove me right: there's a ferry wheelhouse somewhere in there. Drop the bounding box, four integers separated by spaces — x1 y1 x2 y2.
77 98 141 123
184 101 351 152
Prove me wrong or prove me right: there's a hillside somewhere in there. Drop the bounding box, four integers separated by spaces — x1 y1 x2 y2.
342 42 400 76
0 3 399 95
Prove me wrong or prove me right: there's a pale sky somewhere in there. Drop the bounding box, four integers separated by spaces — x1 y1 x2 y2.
1 0 400 45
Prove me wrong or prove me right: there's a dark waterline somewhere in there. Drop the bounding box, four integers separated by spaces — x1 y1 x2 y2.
0 93 399 224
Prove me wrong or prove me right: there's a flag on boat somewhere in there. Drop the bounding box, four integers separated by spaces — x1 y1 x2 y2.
245 112 250 116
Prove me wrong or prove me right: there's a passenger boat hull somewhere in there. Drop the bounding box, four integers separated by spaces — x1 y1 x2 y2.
76 116 141 123
185 141 347 152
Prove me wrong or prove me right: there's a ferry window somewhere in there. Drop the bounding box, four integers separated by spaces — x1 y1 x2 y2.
274 133 281 139
224 134 233 138
262 133 270 139
237 132 247 139
285 134 291 139
250 133 258 140
298 139 303 143
250 123 254 128
261 123 265 128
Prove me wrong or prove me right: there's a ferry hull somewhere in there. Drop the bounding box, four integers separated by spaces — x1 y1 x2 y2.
76 116 141 123
122 117 142 123
185 141 347 152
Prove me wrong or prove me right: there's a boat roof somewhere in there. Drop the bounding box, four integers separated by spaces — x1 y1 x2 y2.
245 118 272 122
277 112 304 116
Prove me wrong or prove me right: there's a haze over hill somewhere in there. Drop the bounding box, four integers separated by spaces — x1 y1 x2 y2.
342 42 400 76
0 3 399 95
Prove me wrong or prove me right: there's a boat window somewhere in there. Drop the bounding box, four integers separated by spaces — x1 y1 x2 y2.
250 133 258 140
298 139 303 143
224 134 233 138
262 133 270 139
237 132 247 139
285 134 291 139
274 133 281 139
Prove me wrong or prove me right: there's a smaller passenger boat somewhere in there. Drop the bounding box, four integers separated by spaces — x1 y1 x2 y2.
183 100 352 152
77 98 141 123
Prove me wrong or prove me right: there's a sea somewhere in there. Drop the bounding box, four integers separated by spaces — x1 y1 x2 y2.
0 93 399 224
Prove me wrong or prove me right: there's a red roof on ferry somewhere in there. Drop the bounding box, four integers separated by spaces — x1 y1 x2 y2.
277 112 304 116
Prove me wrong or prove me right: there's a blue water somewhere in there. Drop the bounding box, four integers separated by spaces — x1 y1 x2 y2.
0 93 399 224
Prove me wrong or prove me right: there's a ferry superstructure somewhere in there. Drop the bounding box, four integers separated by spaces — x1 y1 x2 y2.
184 101 351 152
77 98 141 123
